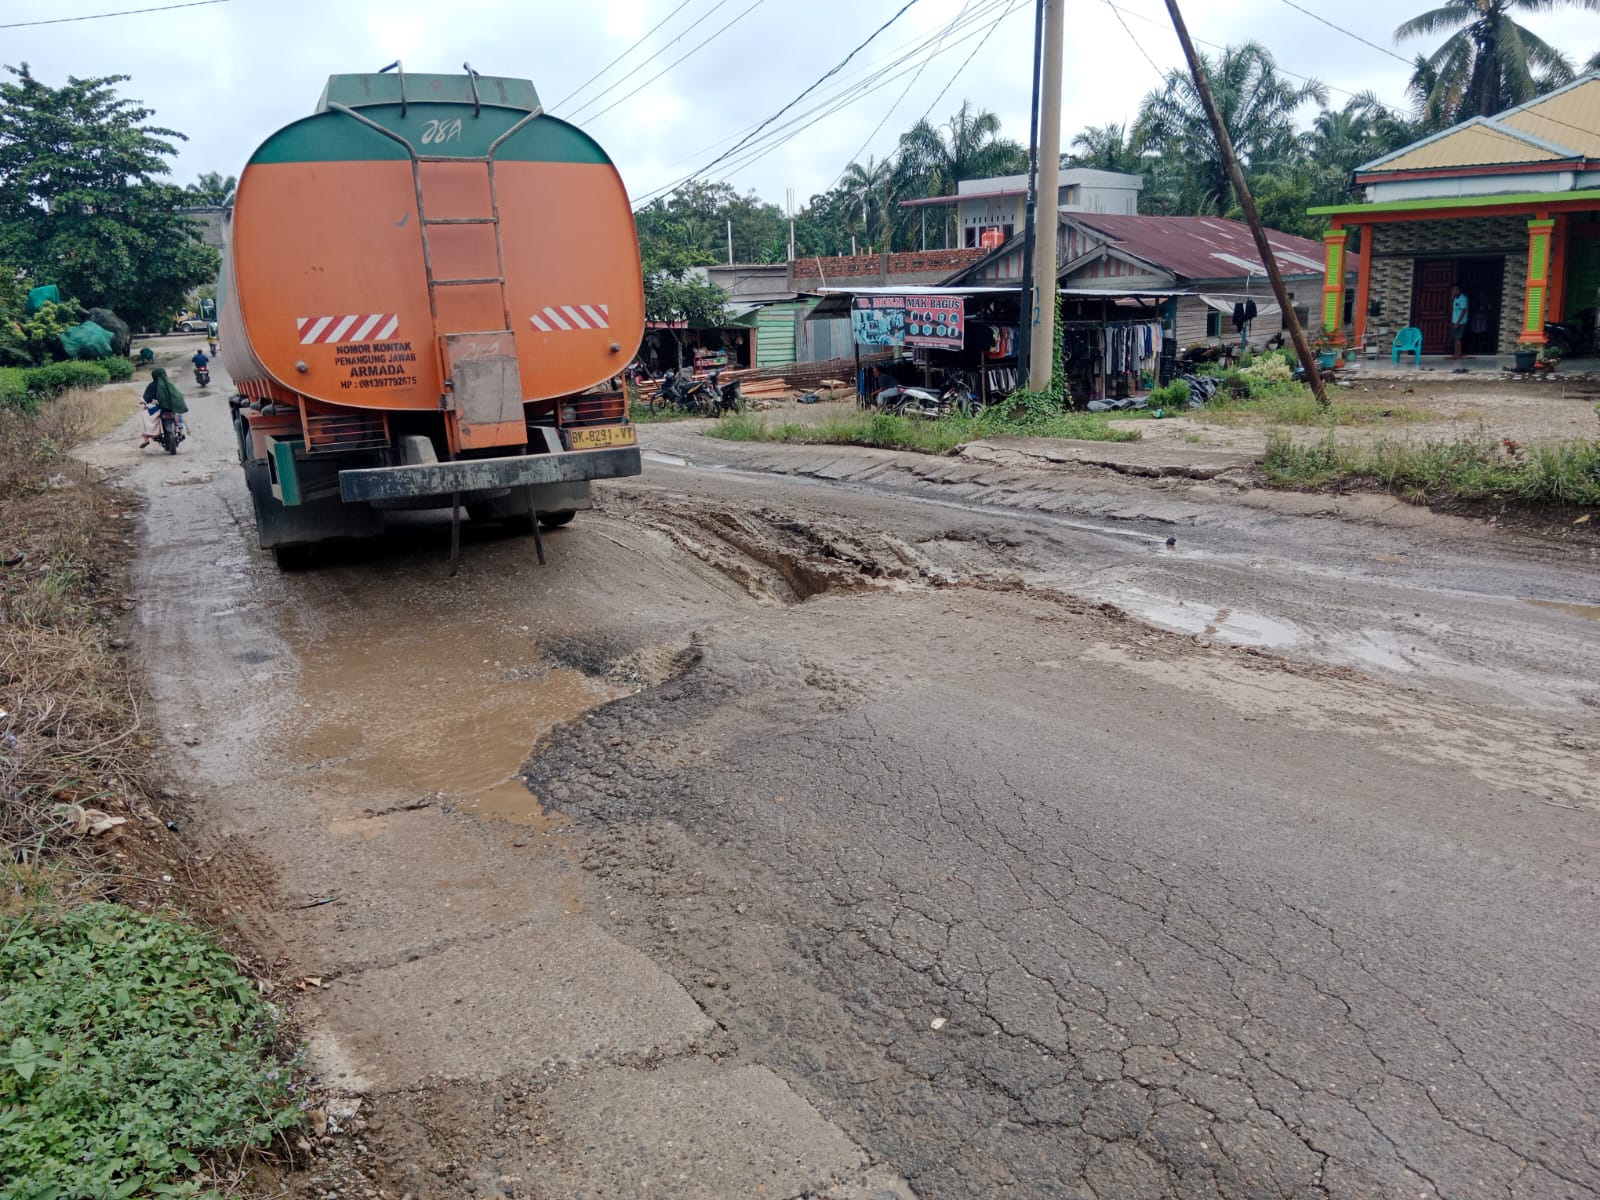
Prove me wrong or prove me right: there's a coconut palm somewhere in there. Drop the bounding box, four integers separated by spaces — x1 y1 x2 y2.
897 102 1027 246
1066 123 1143 174
840 155 895 252
1134 42 1328 216
1394 0 1596 122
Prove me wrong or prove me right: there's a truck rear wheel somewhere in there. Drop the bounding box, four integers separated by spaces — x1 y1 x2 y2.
538 510 577 529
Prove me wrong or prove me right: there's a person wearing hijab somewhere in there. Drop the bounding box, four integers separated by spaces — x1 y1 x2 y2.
141 367 188 446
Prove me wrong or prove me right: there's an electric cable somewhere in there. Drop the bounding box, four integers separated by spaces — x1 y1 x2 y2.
566 0 740 120
550 0 701 111
2 0 234 27
683 0 921 185
916 0 1022 121
582 0 773 123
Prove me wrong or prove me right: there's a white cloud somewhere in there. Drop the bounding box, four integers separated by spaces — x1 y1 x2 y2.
4 0 1594 203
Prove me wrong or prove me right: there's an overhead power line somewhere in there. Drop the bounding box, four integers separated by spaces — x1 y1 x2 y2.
633 0 1010 189
1 0 234 27
633 0 1012 204
566 0 741 120
583 0 773 123
916 0 1020 121
1101 0 1165 79
683 0 921 185
1274 0 1412 65
550 0 701 111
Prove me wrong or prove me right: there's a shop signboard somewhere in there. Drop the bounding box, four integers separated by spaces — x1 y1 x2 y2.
851 295 964 349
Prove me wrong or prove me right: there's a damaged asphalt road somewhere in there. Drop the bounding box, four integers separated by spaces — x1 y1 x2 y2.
109 388 1599 1199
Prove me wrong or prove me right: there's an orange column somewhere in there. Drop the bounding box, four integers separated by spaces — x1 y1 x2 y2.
1546 214 1568 324
1352 224 1372 348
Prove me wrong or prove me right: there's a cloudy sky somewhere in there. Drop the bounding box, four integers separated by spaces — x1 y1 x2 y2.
5 0 1596 209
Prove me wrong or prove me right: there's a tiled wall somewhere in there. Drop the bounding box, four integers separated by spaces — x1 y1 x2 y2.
1363 216 1528 351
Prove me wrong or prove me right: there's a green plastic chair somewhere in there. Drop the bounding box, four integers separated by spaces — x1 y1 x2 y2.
1391 326 1422 365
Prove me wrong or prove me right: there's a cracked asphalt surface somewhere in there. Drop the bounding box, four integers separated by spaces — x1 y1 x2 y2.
106 362 1599 1200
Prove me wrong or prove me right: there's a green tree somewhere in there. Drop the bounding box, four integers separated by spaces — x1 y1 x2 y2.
897 102 1028 246
183 170 236 205
1134 42 1328 216
1066 122 1144 174
1394 0 1594 122
0 65 219 331
839 155 896 252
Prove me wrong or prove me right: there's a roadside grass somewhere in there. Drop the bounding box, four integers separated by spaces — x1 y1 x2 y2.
1106 379 1430 428
630 404 699 424
1264 427 1600 508
1 388 306 1198
705 407 1139 454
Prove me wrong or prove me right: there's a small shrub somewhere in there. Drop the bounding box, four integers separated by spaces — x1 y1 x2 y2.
1240 354 1293 384
0 900 303 1197
26 360 112 397
0 366 31 413
100 356 135 382
1149 378 1190 409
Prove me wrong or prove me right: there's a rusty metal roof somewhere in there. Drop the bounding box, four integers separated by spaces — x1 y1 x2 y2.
1065 214 1327 280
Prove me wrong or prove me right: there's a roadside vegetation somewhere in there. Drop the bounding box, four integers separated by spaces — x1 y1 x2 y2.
1 387 305 1199
1263 426 1600 509
706 404 1140 455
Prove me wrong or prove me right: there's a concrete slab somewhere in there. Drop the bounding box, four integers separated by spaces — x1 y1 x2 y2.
525 1061 911 1200
303 920 715 1093
267 805 569 971
964 437 1254 479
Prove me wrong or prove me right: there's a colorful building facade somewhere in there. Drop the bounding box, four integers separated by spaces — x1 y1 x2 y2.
1312 74 1600 354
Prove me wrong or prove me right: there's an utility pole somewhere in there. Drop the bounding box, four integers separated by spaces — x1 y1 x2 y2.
727 218 734 266
1016 0 1046 382
1027 0 1063 393
1160 0 1327 406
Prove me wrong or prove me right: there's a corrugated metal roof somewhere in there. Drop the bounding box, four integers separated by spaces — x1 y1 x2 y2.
1376 123 1567 171
1357 74 1600 174
1064 214 1326 280
1500 77 1600 158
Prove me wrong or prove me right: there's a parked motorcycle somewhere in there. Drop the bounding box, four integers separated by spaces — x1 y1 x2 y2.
707 368 744 415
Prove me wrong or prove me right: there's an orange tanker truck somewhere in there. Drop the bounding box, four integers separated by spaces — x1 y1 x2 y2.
219 67 642 567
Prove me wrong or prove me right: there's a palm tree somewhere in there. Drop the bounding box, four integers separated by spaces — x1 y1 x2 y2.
1586 48 1600 72
897 101 1027 246
840 156 895 252
1134 42 1328 216
1066 123 1143 174
1394 0 1596 122
184 171 236 205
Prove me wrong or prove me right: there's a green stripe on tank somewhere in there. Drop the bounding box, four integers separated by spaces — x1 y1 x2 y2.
251 112 410 164
249 104 610 166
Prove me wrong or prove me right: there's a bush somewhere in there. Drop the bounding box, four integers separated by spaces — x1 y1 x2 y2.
25 360 111 396
1240 354 1293 384
1149 378 1191 409
0 367 29 412
100 356 135 382
0 900 302 1198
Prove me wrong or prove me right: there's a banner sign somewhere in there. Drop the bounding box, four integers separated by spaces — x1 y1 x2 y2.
851 295 965 349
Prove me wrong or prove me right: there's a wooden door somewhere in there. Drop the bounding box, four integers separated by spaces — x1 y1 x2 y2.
1412 259 1455 353
1455 257 1504 354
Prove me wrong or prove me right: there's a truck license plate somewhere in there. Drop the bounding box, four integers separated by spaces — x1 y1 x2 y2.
568 425 637 450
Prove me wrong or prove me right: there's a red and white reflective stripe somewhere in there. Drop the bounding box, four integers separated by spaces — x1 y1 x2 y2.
296 314 399 344
529 303 609 333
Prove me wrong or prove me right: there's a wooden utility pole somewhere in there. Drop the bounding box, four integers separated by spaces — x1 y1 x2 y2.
1160 0 1327 405
1026 0 1063 392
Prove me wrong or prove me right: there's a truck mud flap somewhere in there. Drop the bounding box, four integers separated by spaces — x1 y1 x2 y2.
246 459 383 549
337 447 641 503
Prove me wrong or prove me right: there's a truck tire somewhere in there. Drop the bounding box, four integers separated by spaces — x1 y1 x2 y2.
272 544 314 570
538 510 577 529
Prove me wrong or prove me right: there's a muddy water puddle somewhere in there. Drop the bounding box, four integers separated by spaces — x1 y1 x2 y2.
283 621 626 825
1099 587 1303 648
1524 598 1600 621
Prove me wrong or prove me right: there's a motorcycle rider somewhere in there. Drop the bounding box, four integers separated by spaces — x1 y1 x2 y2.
142 367 188 445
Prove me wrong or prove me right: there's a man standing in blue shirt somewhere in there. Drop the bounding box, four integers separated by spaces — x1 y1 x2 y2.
1450 285 1468 359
